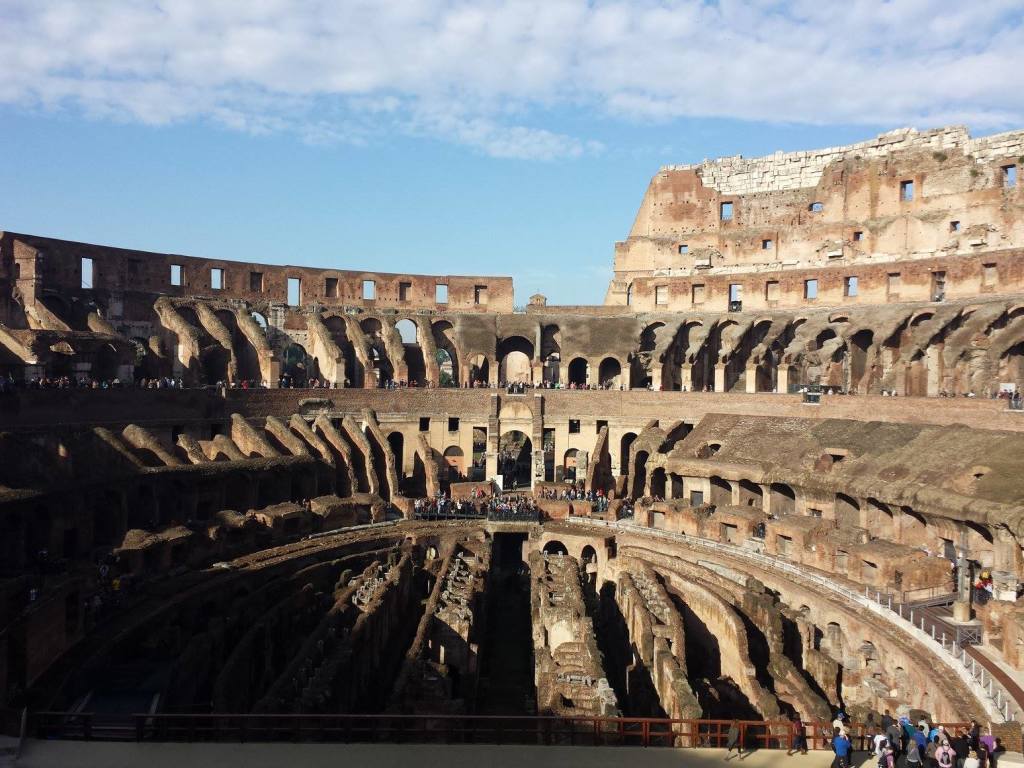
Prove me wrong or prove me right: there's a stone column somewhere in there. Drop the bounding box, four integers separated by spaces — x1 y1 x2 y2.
745 365 758 393
486 394 500 483
651 365 662 391
714 364 726 393
776 366 789 394
680 363 693 392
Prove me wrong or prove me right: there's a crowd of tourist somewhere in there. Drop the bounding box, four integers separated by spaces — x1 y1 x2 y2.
412 491 541 522
824 710 1005 768
536 484 612 514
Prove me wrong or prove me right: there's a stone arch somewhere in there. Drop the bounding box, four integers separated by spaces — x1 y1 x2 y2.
563 448 579 482
738 479 763 508
395 319 426 385
834 493 860 527
620 432 637 475
324 315 359 387
497 335 534 385
709 476 732 506
499 430 533 489
649 467 667 498
282 343 311 386
432 320 459 387
443 445 465 481
631 450 649 498
770 483 796 515
387 432 405 478
631 322 665 389
543 540 568 556
469 353 490 386
567 357 588 386
598 357 622 388
94 342 121 382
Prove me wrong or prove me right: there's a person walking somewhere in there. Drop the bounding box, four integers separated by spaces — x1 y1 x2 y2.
831 727 853 768
726 720 743 760
788 715 808 756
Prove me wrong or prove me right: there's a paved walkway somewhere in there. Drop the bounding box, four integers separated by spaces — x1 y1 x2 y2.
16 741 880 768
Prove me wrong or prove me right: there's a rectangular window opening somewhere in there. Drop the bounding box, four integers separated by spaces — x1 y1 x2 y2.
362 279 375 300
655 285 668 305
474 285 488 305
853 231 864 242
761 239 773 250
888 272 901 297
900 179 915 202
950 220 961 233
81 257 93 289
765 281 779 301
596 419 608 433
691 284 705 305
720 201 734 221
250 271 264 292
568 419 581 434
287 277 302 306
1004 164 1018 188
844 276 858 298
983 263 998 287
419 417 430 432
804 279 818 300
435 283 448 304
170 264 182 286
210 267 224 290
678 244 689 255
325 277 339 298
448 417 460 432
399 282 411 302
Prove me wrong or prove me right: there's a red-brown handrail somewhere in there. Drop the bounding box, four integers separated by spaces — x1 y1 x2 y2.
30 712 971 749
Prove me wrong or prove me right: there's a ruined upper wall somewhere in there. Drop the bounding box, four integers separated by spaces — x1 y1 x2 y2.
1 232 514 315
663 126 1024 196
608 125 1024 308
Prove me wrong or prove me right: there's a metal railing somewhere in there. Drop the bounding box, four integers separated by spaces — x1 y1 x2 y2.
28 712 967 749
568 517 1019 722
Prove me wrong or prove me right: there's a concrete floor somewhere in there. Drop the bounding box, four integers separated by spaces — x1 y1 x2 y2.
16 741 881 768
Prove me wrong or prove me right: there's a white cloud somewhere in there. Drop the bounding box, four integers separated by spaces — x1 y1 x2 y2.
0 0 1022 158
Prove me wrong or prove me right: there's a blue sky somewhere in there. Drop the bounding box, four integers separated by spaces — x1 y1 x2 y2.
2 1 1023 305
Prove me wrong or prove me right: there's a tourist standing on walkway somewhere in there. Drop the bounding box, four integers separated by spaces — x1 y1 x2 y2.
831 727 852 768
726 720 742 759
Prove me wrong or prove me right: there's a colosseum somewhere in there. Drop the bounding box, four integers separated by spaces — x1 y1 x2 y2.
2 124 1024 764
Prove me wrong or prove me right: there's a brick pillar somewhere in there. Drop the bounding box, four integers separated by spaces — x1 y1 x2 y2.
714 364 726 393
486 393 500 483
651 365 663 391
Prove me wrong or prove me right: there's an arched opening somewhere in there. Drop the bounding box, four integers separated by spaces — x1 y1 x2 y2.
630 323 664 389
598 357 622 388
770 483 796 515
360 317 395 384
620 433 637 475
443 445 465 482
201 346 230 385
251 311 268 330
432 320 460 387
581 545 597 564
631 450 649 498
93 343 121 382
498 336 534 385
709 476 732 507
738 479 763 508
866 498 893 539
324 315 359 387
650 467 666 499
469 354 489 386
396 319 426 385
567 357 588 387
849 329 874 393
563 448 579 482
387 432 405 479
282 343 310 386
543 540 568 556
499 430 533 489
217 309 260 383
541 325 561 384
834 493 860 528
543 353 561 385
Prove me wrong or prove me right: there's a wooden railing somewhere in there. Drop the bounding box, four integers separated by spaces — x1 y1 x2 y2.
30 712 968 749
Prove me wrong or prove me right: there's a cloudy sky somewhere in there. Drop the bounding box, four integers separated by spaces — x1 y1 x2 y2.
2 0 1022 304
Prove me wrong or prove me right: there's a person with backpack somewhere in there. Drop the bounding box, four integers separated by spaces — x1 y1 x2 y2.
726 720 743 760
831 727 853 768
937 739 958 768
879 741 896 768
788 715 808 756
907 736 924 768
